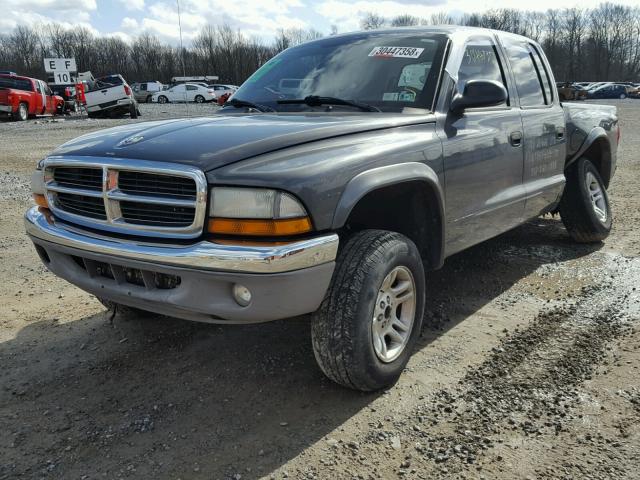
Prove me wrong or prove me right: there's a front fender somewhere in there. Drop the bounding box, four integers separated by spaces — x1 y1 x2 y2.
331 162 444 229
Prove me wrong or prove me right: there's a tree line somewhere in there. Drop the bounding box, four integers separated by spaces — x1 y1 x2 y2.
362 3 640 82
1 3 639 85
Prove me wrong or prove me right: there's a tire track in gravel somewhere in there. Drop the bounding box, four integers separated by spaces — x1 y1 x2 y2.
401 254 640 478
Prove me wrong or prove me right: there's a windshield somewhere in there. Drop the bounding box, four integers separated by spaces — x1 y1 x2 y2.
231 32 447 113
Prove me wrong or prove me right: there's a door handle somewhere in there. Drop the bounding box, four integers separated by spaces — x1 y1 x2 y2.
509 131 522 147
556 127 565 140
101 89 108 93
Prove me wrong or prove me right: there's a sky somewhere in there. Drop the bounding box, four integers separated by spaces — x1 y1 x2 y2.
3 0 640 44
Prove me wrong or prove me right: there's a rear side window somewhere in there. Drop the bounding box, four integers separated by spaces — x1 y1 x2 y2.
502 38 546 107
530 45 553 104
0 76 33 91
186 85 198 91
457 42 508 106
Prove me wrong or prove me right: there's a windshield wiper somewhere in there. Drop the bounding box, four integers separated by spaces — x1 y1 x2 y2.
224 98 275 112
277 95 380 112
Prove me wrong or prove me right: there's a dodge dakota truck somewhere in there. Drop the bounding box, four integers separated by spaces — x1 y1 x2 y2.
26 27 618 391
0 73 64 121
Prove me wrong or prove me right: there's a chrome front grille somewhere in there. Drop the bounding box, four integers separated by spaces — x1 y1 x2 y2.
56 192 107 220
118 171 197 199
43 158 208 239
53 167 103 190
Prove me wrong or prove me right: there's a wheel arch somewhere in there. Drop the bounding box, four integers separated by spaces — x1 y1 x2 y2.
566 128 613 188
331 162 445 270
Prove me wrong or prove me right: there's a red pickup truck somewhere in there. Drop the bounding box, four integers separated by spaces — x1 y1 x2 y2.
0 73 65 121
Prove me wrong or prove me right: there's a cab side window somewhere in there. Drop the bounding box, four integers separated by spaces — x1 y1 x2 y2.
502 38 546 107
457 43 508 106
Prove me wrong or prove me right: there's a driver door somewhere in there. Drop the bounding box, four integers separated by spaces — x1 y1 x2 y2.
442 36 526 255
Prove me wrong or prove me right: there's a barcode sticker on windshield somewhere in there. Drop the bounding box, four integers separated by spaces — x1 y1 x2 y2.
369 46 424 58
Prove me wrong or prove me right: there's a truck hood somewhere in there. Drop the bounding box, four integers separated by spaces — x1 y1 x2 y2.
51 113 434 171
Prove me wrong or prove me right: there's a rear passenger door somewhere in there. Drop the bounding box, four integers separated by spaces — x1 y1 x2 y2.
442 35 526 255
499 37 566 219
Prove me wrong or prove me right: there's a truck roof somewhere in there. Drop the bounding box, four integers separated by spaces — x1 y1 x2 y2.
306 25 534 45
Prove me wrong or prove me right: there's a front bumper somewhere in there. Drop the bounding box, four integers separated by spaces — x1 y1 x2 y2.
25 207 338 323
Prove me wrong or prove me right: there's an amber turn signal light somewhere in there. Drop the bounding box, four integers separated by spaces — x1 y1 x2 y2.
33 193 49 209
208 217 312 236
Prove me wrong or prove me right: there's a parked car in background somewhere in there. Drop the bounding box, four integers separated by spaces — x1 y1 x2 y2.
132 81 163 103
587 83 629 99
0 73 64 121
49 84 80 113
557 82 587 101
217 91 233 105
208 84 237 98
152 83 216 103
84 74 139 118
628 85 640 98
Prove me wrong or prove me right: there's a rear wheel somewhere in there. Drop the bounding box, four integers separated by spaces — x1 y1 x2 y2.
195 95 205 103
146 95 152 103
559 157 612 242
13 102 28 121
620 93 627 99
311 230 425 391
130 103 138 119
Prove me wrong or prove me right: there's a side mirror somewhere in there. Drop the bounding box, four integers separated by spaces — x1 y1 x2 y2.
450 79 508 113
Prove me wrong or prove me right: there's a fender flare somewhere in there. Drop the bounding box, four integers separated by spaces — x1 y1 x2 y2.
331 162 446 268
566 126 610 169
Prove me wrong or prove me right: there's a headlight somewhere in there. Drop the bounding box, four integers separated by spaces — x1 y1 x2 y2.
208 187 312 236
210 187 306 219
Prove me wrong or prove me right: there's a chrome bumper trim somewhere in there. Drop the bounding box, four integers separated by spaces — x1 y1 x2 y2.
25 207 339 274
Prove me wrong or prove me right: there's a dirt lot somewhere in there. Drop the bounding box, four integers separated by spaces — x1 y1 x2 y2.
1 101 639 480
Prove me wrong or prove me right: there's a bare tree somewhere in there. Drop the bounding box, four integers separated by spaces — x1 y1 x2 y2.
360 12 386 30
390 15 420 27
3 5 640 85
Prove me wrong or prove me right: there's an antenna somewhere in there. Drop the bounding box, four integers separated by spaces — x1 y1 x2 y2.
176 0 189 117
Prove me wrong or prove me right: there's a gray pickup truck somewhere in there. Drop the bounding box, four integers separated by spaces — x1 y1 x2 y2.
26 27 618 391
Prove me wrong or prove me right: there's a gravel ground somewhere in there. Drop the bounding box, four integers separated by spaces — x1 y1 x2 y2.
0 101 639 480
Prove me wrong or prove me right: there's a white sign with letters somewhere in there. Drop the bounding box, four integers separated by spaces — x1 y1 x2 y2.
44 58 77 73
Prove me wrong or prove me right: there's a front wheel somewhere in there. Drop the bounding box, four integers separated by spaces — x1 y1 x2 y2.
311 230 425 391
559 157 612 242
620 93 627 99
158 95 168 104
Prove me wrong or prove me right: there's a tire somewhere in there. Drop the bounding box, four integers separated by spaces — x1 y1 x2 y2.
311 230 425 391
146 95 152 103
195 95 205 103
620 93 627 99
130 103 138 119
158 95 168 104
559 158 612 243
98 298 152 320
13 102 28 121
